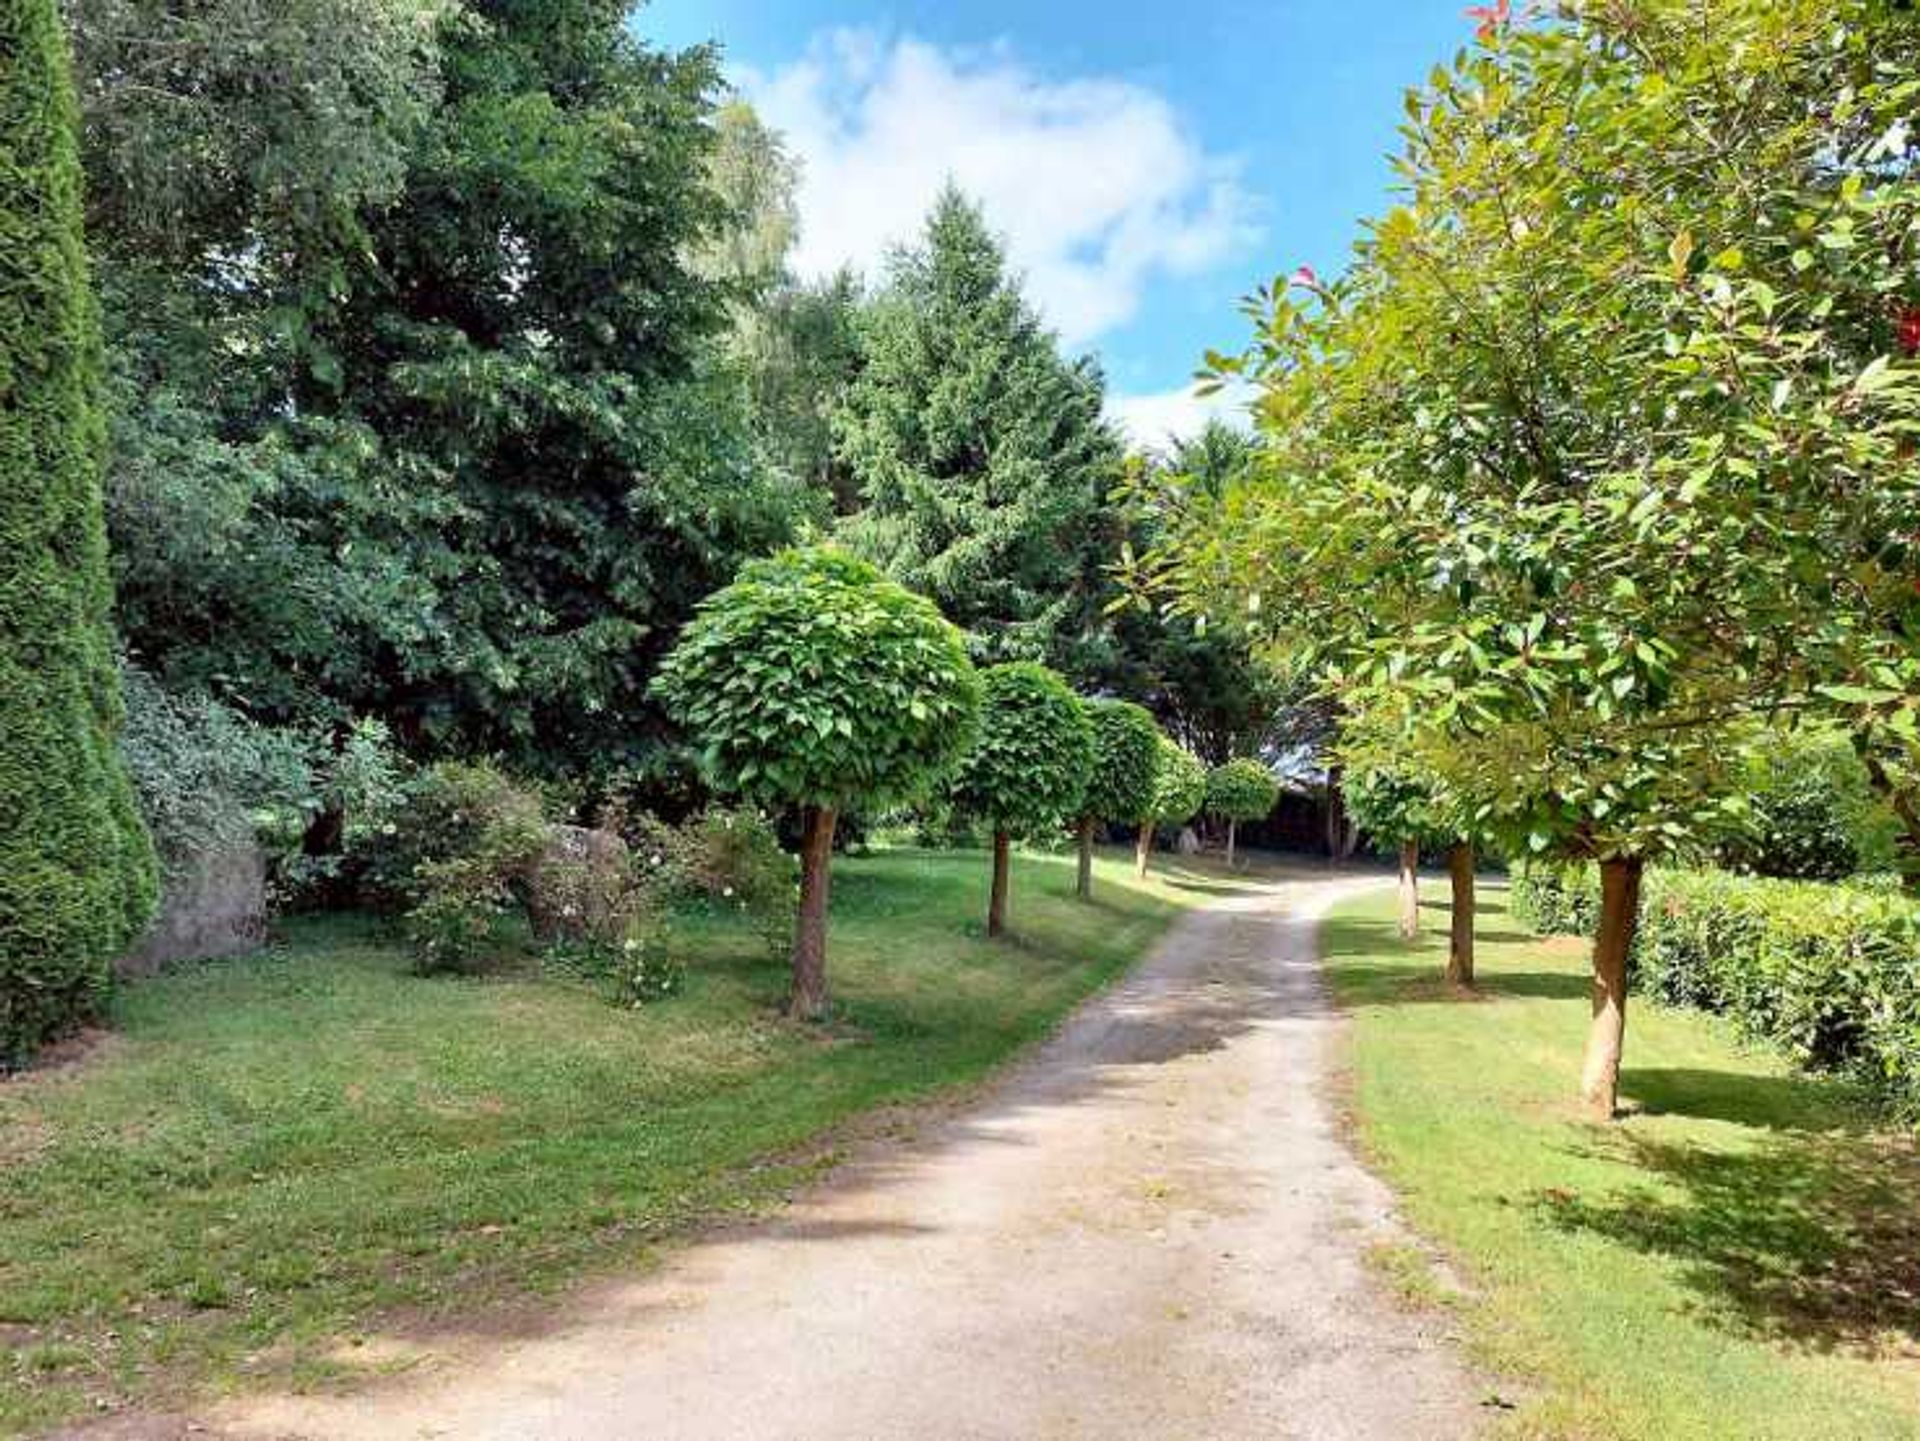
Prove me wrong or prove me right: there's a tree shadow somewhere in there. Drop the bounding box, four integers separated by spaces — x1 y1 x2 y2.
1537 1121 1920 1355
1322 914 1588 1005
1625 1067 1869 1134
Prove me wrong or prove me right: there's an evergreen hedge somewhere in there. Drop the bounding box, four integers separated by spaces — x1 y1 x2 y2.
1512 863 1920 1118
0 0 158 1067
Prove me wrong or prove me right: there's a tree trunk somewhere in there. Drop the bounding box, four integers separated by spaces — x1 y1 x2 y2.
1397 840 1420 939
1325 766 1359 860
789 805 837 1021
988 829 1011 937
1135 820 1153 879
1856 744 1920 893
1076 816 1095 900
1226 818 1238 870
1580 855 1644 1121
1446 840 1475 986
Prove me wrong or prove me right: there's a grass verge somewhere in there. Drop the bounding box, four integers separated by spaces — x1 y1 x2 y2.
1324 883 1920 1440
0 846 1194 1434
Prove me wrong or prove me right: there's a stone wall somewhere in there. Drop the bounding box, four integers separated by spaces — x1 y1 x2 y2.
120 839 268 977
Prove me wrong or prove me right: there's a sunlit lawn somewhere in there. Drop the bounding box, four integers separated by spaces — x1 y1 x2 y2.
1326 884 1920 1440
0 847 1195 1435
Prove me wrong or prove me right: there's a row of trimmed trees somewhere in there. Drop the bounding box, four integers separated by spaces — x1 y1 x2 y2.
1137 0 1920 1121
653 548 1276 1018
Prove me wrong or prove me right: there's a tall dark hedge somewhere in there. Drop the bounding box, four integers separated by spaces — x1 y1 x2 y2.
0 0 157 1066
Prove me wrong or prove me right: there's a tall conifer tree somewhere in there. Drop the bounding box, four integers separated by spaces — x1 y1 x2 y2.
0 0 157 1065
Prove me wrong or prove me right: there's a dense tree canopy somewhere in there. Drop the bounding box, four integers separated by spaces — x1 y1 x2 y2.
85 0 811 783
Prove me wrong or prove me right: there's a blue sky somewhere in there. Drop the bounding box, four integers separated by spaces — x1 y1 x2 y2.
635 1 1473 444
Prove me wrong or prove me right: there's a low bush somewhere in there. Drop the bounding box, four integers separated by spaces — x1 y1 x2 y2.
1715 727 1899 881
393 763 549 974
1511 861 1920 1116
606 798 796 961
1508 860 1600 937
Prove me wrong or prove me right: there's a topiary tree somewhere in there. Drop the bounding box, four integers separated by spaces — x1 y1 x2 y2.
950 664 1094 936
1204 758 1279 870
1138 739 1206 878
653 548 979 1018
1 0 158 1068
1342 766 1451 943
1075 699 1162 901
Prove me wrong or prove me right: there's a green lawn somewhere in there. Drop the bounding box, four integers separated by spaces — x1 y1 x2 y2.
1325 884 1920 1440
0 847 1194 1435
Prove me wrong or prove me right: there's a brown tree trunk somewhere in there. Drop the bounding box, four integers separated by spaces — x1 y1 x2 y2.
1325 766 1359 860
1397 840 1420 939
1856 744 1920 892
1076 816 1095 900
1226 818 1238 870
789 805 837 1021
1135 820 1153 879
1580 856 1644 1121
1446 841 1475 985
988 830 1011 937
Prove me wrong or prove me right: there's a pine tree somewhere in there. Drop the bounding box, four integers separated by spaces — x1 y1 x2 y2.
837 187 1124 669
0 0 158 1065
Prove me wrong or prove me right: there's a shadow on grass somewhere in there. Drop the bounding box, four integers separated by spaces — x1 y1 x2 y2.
1539 1123 1920 1355
1323 914 1589 1005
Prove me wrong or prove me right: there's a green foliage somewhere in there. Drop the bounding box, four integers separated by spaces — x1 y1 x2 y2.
89 1 808 775
1718 728 1897 882
1509 862 1603 939
0 0 157 1067
836 187 1124 669
1205 758 1280 824
1341 765 1456 851
608 801 797 963
1513 862 1920 1118
116 666 315 877
1632 871 1920 1115
393 764 549 974
950 664 1094 840
653 548 981 814
1149 739 1207 825
1081 699 1162 825
1138 0 1920 874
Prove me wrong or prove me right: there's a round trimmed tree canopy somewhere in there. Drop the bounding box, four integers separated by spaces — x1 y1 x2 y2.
653 547 981 813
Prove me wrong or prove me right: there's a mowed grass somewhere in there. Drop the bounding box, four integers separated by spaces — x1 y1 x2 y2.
0 847 1194 1434
1325 884 1920 1440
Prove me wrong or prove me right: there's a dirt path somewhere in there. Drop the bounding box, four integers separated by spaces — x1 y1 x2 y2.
219 870 1483 1440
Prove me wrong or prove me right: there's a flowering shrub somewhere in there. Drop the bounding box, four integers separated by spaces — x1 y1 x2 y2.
394 763 547 974
603 796 796 962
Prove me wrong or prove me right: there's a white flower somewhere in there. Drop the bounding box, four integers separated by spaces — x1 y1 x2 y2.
722 885 735 898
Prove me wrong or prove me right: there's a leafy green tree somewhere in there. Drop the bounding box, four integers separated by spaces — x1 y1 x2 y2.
653 549 980 1017
1204 759 1279 871
950 665 1094 936
1341 766 1460 947
837 186 1125 670
1140 0 1920 1116
1 0 157 1065
1075 699 1162 900
1105 431 1305 768
88 1 808 795
1137 740 1206 878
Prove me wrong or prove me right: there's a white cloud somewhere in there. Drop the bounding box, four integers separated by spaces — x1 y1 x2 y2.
1106 380 1254 452
744 30 1258 348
